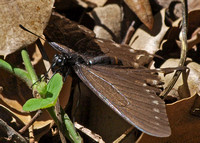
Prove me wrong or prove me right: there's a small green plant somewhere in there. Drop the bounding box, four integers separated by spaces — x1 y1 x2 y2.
23 73 63 111
0 49 82 143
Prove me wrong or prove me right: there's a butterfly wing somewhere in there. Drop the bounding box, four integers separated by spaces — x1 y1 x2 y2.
94 39 154 67
73 64 171 137
44 12 154 67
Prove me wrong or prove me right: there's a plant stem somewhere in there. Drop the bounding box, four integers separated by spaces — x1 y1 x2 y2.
47 107 82 143
21 49 38 85
160 0 188 98
62 110 83 143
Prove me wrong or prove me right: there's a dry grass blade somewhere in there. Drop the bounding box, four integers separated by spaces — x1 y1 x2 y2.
113 126 135 143
74 122 105 143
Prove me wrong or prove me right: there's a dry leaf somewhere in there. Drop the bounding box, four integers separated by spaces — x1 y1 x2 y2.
129 9 169 54
186 62 200 96
175 10 200 51
188 0 200 11
0 0 54 57
156 0 200 14
124 0 154 30
75 0 107 8
89 4 123 42
137 95 200 143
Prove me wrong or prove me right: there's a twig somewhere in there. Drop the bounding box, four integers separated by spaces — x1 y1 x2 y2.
160 0 188 98
74 122 105 143
18 110 42 134
28 126 34 143
113 126 135 143
122 21 135 44
0 119 27 143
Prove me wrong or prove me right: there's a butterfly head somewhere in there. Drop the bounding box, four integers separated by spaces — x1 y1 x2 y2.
51 54 72 78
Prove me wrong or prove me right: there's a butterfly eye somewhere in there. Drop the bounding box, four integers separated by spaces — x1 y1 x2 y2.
88 60 93 65
57 58 63 64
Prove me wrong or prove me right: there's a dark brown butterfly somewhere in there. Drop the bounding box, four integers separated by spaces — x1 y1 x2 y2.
26 12 172 137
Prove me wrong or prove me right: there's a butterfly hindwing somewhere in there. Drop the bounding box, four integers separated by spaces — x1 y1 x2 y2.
73 64 171 137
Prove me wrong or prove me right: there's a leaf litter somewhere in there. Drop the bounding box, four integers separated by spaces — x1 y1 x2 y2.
0 0 200 142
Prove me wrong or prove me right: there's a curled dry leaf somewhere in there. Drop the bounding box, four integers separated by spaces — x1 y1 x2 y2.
176 10 200 50
159 59 200 99
89 4 123 42
124 0 154 30
156 0 200 13
0 0 54 57
176 28 200 51
129 9 169 54
137 95 200 143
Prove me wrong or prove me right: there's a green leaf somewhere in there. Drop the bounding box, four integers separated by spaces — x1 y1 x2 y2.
0 59 32 87
23 73 63 112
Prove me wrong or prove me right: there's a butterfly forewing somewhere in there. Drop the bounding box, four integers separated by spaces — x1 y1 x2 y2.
44 12 154 67
94 39 154 67
74 64 171 137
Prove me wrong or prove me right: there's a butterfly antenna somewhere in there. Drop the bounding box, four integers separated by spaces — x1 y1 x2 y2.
19 24 46 41
31 75 47 88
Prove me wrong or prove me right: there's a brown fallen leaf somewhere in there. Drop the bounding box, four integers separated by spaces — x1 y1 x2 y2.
89 4 123 42
158 9 200 62
129 9 169 54
124 0 154 30
158 59 200 99
136 94 200 143
188 0 200 11
174 10 200 51
156 0 200 13
0 0 54 57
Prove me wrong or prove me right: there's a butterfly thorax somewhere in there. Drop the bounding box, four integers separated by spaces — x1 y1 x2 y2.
51 53 82 78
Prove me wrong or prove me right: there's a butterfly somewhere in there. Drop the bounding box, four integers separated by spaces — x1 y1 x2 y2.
23 12 171 137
